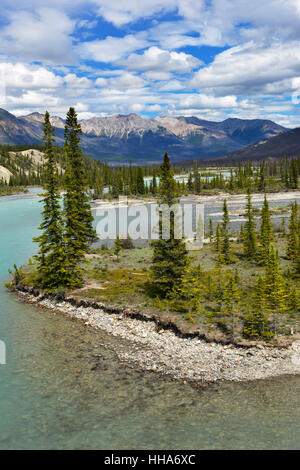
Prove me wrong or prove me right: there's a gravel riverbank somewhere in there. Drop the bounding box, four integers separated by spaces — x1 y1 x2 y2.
16 290 300 384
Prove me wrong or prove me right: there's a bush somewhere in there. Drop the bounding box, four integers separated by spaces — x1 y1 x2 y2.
121 236 134 249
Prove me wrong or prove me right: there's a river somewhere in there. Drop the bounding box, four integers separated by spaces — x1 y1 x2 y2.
0 188 299 449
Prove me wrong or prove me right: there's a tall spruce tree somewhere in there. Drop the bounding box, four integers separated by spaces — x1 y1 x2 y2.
286 202 299 261
264 245 288 335
209 218 214 243
259 194 273 264
63 107 96 287
150 153 190 296
221 199 231 263
243 185 257 259
193 161 201 194
169 264 203 318
136 167 145 195
243 275 272 339
34 111 66 290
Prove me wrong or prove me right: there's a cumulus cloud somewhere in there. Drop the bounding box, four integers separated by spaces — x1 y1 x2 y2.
64 74 92 88
123 46 201 74
0 8 76 64
190 41 300 96
93 0 177 26
0 62 63 89
96 72 147 90
1 0 300 126
175 94 251 111
77 33 149 63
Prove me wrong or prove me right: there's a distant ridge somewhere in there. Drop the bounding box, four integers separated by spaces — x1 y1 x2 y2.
215 126 300 162
0 108 287 164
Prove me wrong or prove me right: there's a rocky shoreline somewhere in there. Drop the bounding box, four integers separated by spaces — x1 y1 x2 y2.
14 285 300 385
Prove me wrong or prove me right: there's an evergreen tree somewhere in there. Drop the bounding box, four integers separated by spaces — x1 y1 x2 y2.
258 194 273 264
209 218 214 243
264 245 288 334
215 223 222 252
243 275 272 339
187 173 193 192
193 161 201 194
169 264 203 319
114 236 122 261
151 169 157 195
258 161 266 192
288 284 300 311
221 199 231 263
136 167 145 195
150 153 189 296
286 202 299 260
221 274 240 341
33 111 66 290
63 107 97 287
234 268 240 284
243 185 257 259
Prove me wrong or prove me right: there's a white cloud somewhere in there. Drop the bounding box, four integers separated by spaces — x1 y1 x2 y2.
123 46 201 74
77 33 149 63
175 94 247 110
0 62 63 89
1 0 300 127
64 73 92 88
130 103 145 112
157 80 184 91
93 0 177 26
190 41 300 95
96 72 147 90
7 90 62 107
143 71 172 81
0 8 76 64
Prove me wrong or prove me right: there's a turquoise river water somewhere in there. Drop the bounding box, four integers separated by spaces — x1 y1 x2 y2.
0 189 299 450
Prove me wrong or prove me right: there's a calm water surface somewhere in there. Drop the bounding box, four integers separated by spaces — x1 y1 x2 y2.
0 189 299 449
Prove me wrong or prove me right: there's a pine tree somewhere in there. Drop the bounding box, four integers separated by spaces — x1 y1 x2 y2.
169 264 203 319
289 285 300 311
209 218 213 243
151 169 157 195
264 245 288 335
187 173 193 192
114 236 122 261
193 161 201 194
221 273 240 341
243 185 257 259
243 275 272 339
221 199 231 263
150 153 190 296
234 268 240 284
258 161 266 192
33 111 66 290
216 268 224 312
215 223 221 252
258 194 273 264
63 107 97 287
286 202 299 260
280 217 286 235
136 167 145 195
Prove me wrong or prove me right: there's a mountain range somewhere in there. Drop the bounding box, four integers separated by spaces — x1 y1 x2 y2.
215 126 300 162
0 108 288 164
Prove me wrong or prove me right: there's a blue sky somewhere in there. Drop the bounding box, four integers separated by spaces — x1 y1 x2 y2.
0 0 300 126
